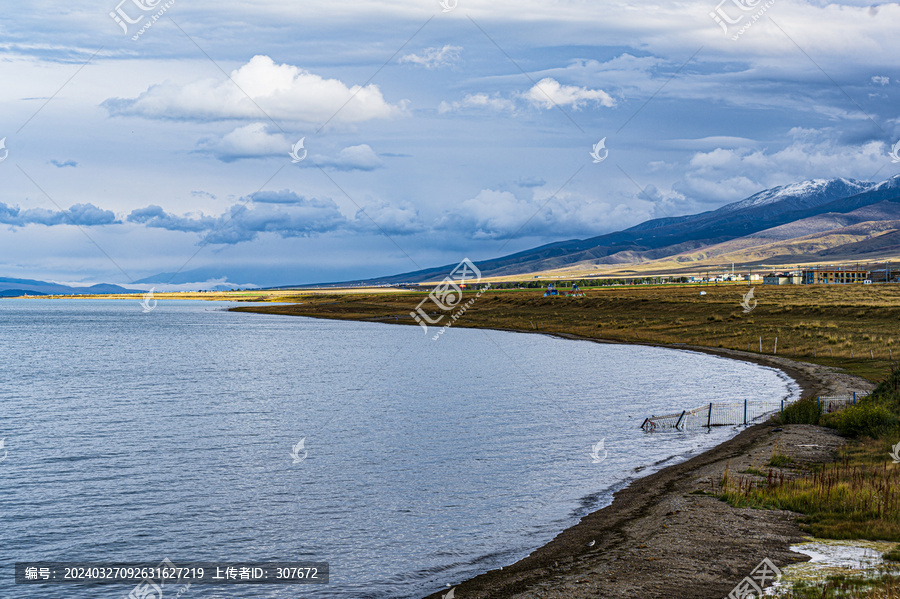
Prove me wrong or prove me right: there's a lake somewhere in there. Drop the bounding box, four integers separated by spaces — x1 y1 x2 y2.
0 299 798 598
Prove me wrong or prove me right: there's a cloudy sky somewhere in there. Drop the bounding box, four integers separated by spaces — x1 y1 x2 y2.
1 0 899 288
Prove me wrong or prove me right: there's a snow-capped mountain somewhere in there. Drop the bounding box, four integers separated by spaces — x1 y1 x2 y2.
715 178 874 214
348 174 900 283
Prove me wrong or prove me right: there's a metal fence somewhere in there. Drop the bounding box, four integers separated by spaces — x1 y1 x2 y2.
640 392 869 431
818 393 869 414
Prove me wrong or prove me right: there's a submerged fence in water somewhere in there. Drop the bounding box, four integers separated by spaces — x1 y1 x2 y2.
640 392 869 431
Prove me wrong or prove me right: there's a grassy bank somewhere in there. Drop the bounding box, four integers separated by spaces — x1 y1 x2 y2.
720 369 900 596
722 369 900 540
232 283 900 382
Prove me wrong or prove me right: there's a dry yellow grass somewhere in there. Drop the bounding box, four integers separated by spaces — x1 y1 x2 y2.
234 282 900 382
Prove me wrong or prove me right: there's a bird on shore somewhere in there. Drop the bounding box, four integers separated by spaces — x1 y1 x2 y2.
588 540 596 547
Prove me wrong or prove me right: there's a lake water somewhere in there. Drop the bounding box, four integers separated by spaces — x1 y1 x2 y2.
0 299 799 598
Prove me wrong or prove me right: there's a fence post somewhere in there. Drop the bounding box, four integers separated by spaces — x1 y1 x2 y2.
781 399 784 414
744 399 748 425
675 410 686 430
817 396 820 412
707 403 712 428
774 338 778 355
853 392 857 405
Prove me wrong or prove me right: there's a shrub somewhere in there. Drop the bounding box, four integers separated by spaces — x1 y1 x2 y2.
769 453 792 467
824 402 896 438
779 398 821 425
872 368 900 408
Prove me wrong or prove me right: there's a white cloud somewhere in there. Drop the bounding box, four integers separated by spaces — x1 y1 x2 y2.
872 75 890 86
672 128 892 204
399 45 462 69
438 93 517 114
197 125 382 170
522 77 615 110
354 201 423 235
103 55 406 125
198 122 289 162
435 189 618 239
316 144 383 171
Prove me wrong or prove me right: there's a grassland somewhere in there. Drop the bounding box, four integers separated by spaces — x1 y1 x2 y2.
712 370 900 597
233 282 900 382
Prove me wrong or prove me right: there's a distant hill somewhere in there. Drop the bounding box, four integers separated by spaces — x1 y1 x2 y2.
0 277 142 296
357 175 900 283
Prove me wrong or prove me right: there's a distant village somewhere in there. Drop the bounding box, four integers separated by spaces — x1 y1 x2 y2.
388 262 900 292
654 263 898 286
754 264 900 285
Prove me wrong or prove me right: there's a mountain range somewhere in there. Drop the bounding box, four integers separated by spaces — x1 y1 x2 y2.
0 278 141 297
367 174 900 283
7 174 900 292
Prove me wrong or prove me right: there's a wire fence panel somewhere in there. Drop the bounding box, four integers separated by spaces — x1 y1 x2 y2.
640 393 867 432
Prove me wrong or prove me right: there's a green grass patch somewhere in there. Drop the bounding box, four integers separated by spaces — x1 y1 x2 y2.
740 467 768 476
721 368 900 541
769 453 793 467
779 573 900 598
779 397 822 425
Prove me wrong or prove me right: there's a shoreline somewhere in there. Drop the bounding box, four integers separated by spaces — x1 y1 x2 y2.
231 307 873 598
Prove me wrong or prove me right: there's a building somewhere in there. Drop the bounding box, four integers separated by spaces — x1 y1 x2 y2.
744 274 762 282
870 267 900 283
801 267 870 285
763 273 801 285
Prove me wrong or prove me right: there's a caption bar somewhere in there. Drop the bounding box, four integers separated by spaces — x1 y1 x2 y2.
15 562 329 584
